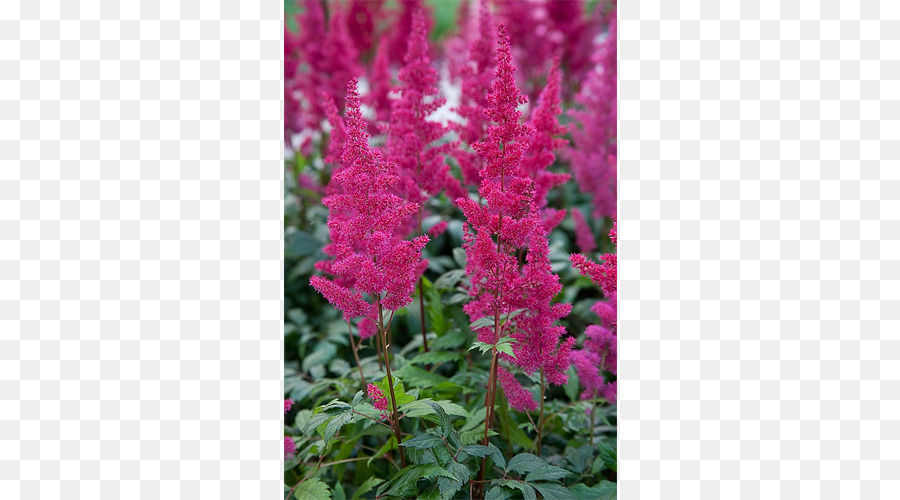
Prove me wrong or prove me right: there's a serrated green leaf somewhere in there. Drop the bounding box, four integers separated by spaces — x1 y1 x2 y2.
470 317 495 330
426 401 453 437
533 483 577 500
495 341 515 358
302 412 332 437
400 432 445 450
350 476 383 500
374 375 416 409
332 481 346 500
377 464 456 498
485 486 514 500
323 411 352 443
571 482 617 500
351 390 363 407
461 443 505 470
493 480 535 500
292 478 331 500
506 453 548 474
524 465 571 482
596 440 617 473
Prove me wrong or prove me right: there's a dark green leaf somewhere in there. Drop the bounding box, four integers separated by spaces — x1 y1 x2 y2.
400 432 445 450
493 480 535 500
485 486 514 500
350 477 382 500
565 445 594 474
524 465 571 482
461 443 506 470
427 401 453 437
533 483 577 500
434 268 465 290
395 364 452 388
571 482 617 500
376 464 455 498
596 440 617 473
407 351 461 366
506 453 548 474
431 329 467 349
452 247 467 268
332 481 346 500
470 317 495 330
423 276 451 336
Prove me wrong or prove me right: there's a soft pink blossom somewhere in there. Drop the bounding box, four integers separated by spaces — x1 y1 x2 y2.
367 383 390 420
284 436 296 459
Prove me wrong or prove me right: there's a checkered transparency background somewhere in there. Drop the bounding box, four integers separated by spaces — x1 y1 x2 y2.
0 1 282 499
619 1 898 499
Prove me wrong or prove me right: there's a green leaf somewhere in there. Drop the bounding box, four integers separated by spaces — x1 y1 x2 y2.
332 481 346 500
495 341 515 358
395 365 451 388
461 443 506 470
485 486 515 500
506 453 548 474
596 440 617 473
470 317 495 330
323 411 352 443
369 436 397 467
351 390 363 407
431 329 467 349
292 478 331 500
493 480 535 500
373 375 416 408
452 247 467 268
407 351 461 366
533 483 577 500
302 412 332 437
350 477 383 500
524 465 571 482
426 401 453 437
400 432 445 450
434 268 465 290
437 461 470 499
422 276 451 336
565 445 594 474
571 482 617 500
376 464 455 498
302 342 337 373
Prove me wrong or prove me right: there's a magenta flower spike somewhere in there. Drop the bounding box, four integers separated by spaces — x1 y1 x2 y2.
387 6 462 207
457 25 574 413
522 59 571 231
570 8 617 218
311 79 429 322
570 221 617 403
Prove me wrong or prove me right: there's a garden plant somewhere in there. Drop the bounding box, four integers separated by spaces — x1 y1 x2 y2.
284 1 617 498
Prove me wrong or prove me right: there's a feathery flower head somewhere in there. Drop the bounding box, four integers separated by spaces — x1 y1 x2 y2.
284 398 294 415
498 366 538 412
311 79 430 320
572 208 597 254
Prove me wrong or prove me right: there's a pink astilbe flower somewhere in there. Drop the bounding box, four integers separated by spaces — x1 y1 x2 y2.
497 366 538 412
458 25 573 413
284 398 294 415
284 436 296 459
571 222 617 403
386 6 464 210
365 42 394 132
386 0 434 66
311 79 429 321
367 383 390 420
522 59 570 230
569 8 617 218
323 95 347 167
290 0 361 133
427 221 448 239
345 0 386 58
453 0 496 188
572 208 596 254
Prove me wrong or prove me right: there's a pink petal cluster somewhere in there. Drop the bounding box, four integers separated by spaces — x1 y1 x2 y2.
386 6 464 214
569 8 617 218
284 436 297 459
570 221 617 403
453 0 496 187
367 383 390 420
285 0 361 140
572 208 596 254
522 59 570 231
284 398 294 415
457 25 574 413
311 79 430 321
